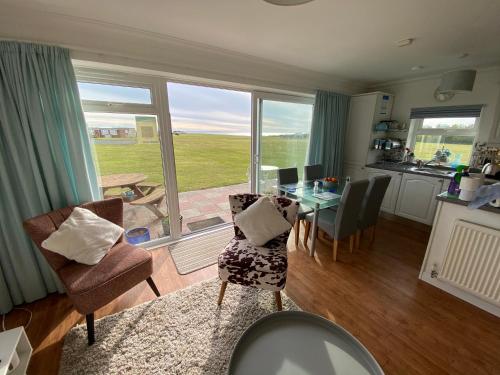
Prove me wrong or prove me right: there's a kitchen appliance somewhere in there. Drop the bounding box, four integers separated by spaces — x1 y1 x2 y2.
384 139 402 150
482 162 500 178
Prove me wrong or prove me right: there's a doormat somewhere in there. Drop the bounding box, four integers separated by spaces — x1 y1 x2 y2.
187 216 225 232
169 227 234 274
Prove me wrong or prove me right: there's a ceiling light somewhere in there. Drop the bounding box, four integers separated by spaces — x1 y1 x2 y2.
264 0 315 5
411 65 423 71
458 53 469 59
397 38 414 47
434 69 476 102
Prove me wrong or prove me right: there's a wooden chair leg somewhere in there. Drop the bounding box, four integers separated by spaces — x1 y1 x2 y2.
333 239 338 261
304 221 311 244
349 235 354 253
86 313 95 346
217 281 228 305
370 226 376 244
294 219 300 246
355 230 361 249
274 291 282 311
146 276 161 297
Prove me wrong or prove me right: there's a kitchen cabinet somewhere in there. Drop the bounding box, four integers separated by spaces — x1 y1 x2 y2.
344 162 367 182
366 168 402 213
395 174 445 224
344 92 394 166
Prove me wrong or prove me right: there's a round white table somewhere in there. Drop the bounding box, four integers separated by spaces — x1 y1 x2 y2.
228 311 384 375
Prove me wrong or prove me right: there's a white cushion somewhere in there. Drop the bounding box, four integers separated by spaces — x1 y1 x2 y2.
234 196 292 246
41 207 124 265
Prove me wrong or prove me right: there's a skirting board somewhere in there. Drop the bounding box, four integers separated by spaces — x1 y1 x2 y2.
420 273 500 318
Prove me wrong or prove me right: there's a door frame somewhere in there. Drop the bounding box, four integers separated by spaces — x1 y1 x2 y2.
251 91 315 193
76 67 315 246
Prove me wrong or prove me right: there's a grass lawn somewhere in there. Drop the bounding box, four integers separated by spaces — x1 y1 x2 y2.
94 134 309 192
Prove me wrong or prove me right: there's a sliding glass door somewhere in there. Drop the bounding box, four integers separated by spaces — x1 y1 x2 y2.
77 69 315 245
166 82 251 234
253 93 314 194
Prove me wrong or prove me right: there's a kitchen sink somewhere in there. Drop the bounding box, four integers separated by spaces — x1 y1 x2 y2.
409 166 454 176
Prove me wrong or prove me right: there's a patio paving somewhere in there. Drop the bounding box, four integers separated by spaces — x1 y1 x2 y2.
123 182 249 240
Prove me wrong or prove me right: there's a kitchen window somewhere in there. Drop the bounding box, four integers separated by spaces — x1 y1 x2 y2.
407 105 482 166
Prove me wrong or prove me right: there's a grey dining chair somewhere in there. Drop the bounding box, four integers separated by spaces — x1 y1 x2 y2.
304 179 369 261
277 167 313 246
304 164 323 181
356 175 391 249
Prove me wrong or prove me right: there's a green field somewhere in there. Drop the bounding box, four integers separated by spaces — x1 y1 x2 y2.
94 134 308 192
414 141 472 165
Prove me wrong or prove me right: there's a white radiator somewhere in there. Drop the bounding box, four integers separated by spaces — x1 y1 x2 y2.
438 220 500 307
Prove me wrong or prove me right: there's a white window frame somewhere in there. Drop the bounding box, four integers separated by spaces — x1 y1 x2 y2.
76 68 183 244
407 117 480 164
75 66 315 245
252 91 315 193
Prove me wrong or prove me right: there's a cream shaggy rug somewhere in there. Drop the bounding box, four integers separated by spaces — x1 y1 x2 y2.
59 278 300 374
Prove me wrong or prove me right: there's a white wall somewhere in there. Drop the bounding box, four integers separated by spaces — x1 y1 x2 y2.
373 67 500 144
0 3 366 96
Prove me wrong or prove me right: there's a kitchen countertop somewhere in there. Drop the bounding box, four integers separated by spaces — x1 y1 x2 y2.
436 192 500 214
366 161 455 179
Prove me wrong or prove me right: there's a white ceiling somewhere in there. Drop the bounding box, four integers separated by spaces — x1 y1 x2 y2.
4 0 500 84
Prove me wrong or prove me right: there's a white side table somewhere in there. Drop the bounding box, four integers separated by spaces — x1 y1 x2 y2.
0 327 32 375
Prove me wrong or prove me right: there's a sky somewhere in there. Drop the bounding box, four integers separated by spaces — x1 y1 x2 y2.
79 82 313 136
422 117 476 129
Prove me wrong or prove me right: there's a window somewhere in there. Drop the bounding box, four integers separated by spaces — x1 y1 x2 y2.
408 106 481 166
78 82 152 105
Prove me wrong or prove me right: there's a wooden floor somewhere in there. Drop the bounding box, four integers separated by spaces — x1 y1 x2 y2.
5 214 500 374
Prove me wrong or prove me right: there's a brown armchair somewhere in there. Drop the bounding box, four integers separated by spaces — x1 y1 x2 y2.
23 198 160 345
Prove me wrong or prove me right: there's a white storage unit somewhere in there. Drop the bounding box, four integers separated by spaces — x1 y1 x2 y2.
0 327 32 375
395 174 446 224
343 92 394 179
365 168 402 214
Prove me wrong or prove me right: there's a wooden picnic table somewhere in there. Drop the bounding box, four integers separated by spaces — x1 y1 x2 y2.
100 173 147 197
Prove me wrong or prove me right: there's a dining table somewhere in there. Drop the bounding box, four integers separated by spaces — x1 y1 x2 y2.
278 180 346 256
100 173 147 198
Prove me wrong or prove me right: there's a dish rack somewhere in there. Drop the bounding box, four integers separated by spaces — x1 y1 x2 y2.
470 143 500 168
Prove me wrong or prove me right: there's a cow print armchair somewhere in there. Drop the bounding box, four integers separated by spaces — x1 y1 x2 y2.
217 194 299 310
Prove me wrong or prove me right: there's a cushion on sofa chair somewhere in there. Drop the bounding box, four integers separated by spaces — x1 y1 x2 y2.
58 242 152 313
41 207 124 265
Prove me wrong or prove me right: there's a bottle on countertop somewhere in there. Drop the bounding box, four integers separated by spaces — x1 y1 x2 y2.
447 165 469 196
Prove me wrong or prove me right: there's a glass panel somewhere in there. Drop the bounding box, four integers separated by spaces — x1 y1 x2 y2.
258 99 313 194
84 112 169 243
414 134 474 165
78 82 152 104
167 82 251 234
421 117 476 129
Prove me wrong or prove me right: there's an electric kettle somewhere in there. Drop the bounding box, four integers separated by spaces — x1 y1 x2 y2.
482 163 500 178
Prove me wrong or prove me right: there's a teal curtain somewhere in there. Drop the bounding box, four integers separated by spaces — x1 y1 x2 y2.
307 90 351 177
0 41 101 313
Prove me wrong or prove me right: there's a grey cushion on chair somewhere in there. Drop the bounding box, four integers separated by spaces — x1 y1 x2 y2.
304 164 323 181
277 167 313 219
277 168 299 187
305 180 370 240
358 175 391 230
